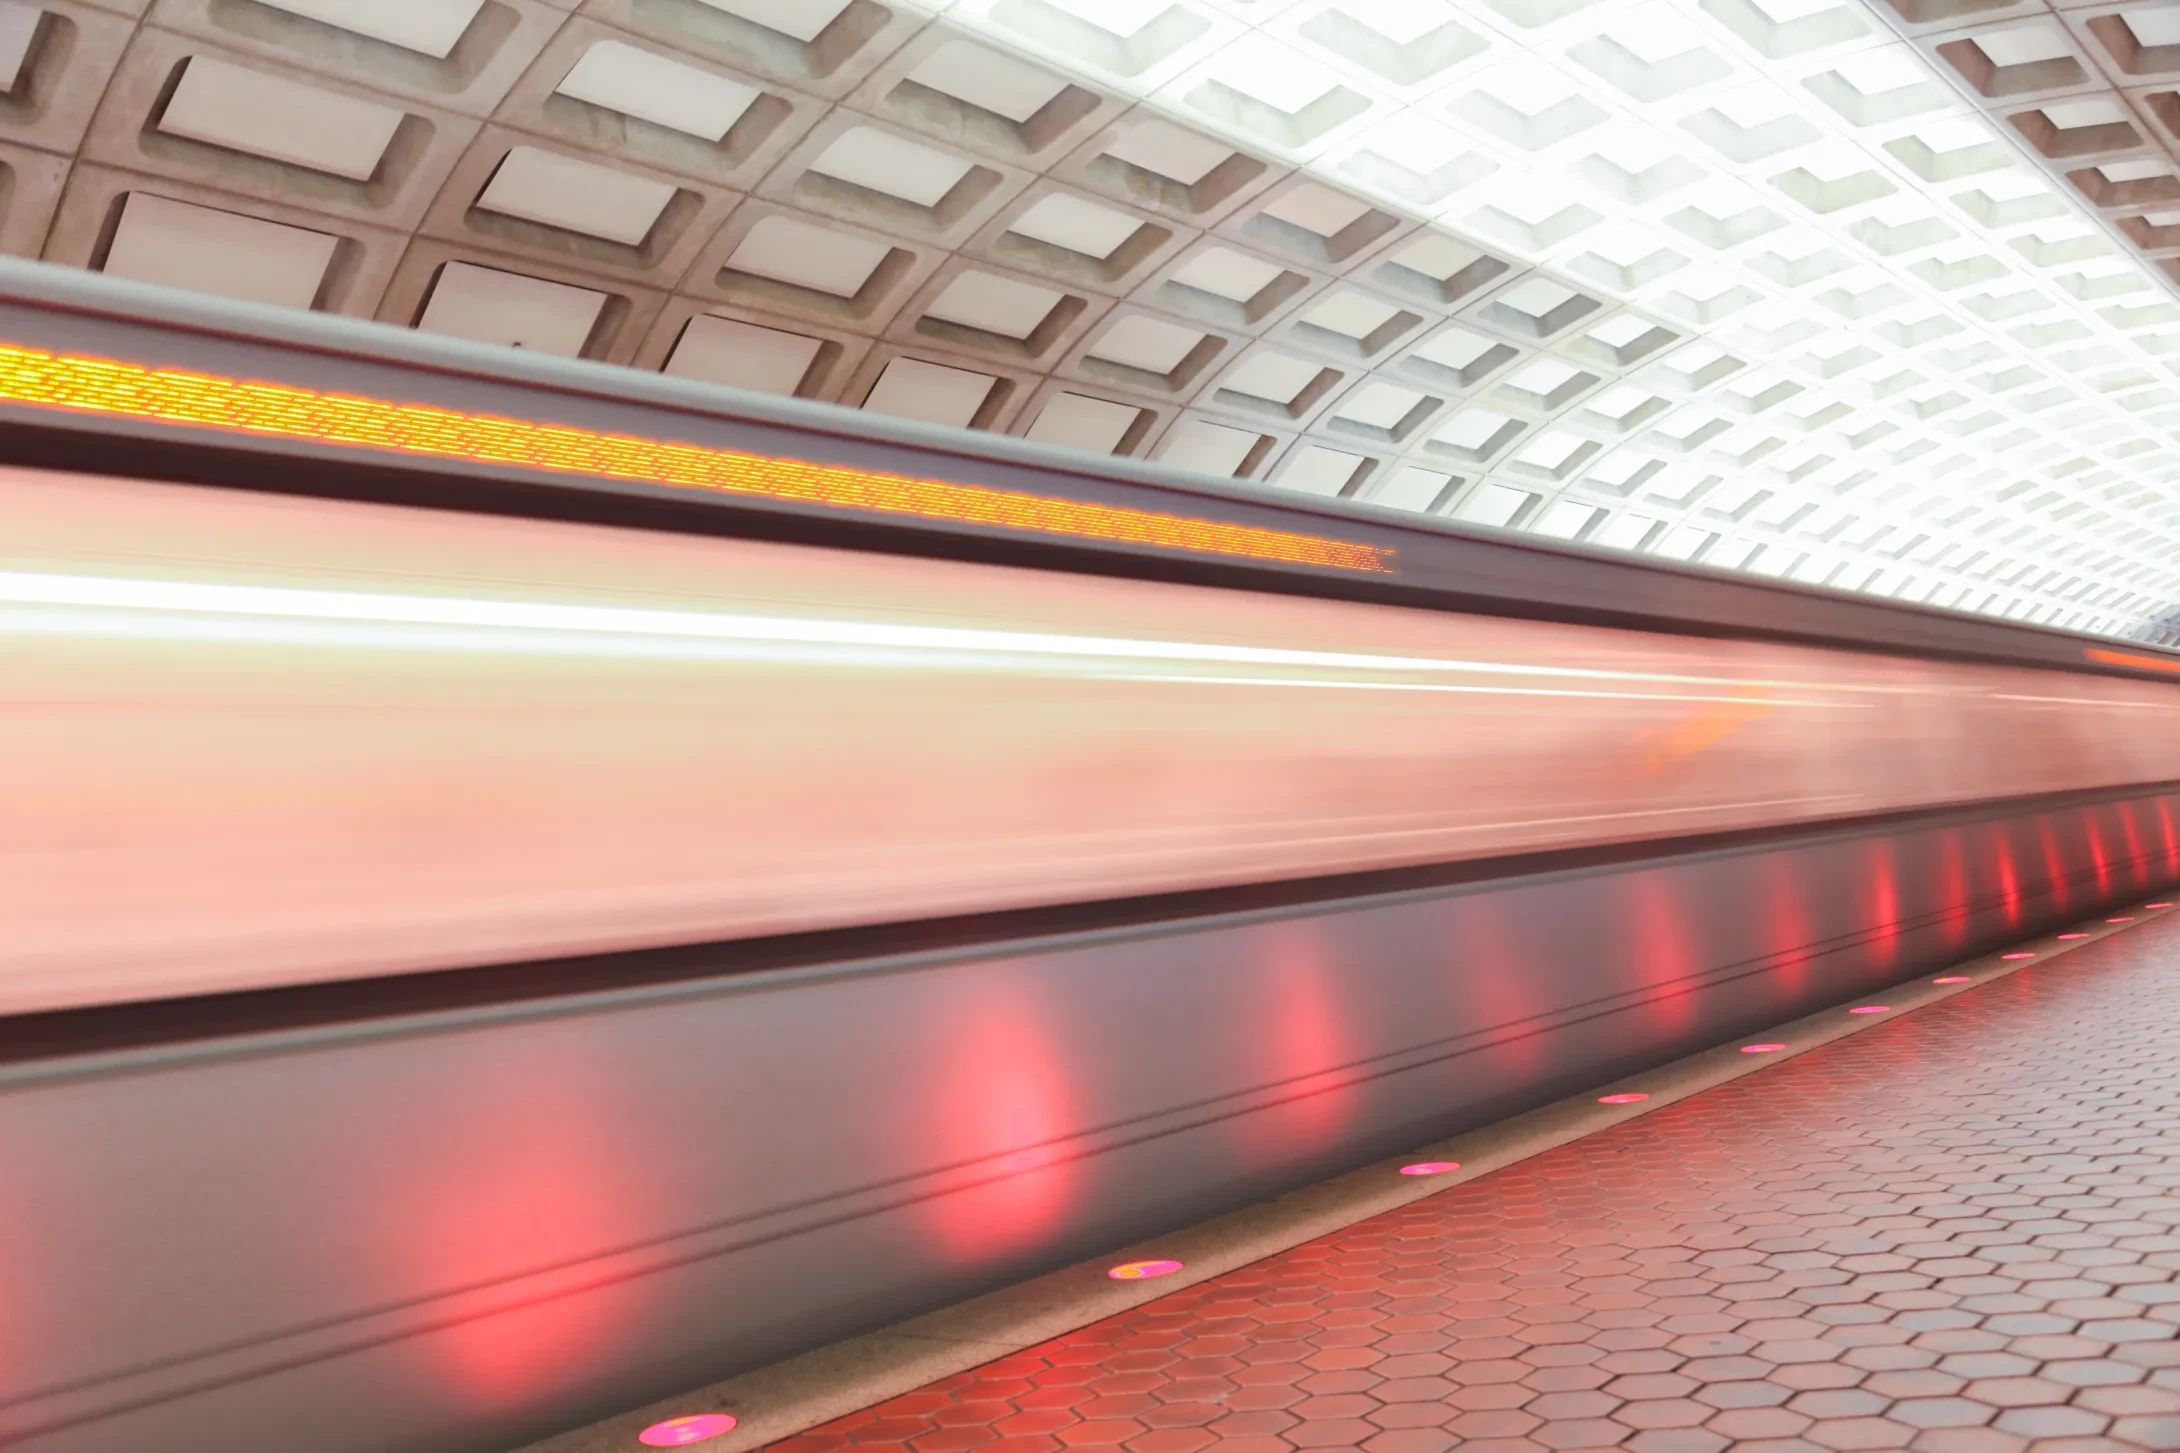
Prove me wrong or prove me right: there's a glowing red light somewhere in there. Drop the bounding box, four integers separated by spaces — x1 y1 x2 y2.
2107 916 2135 922
1400 1161 1461 1176
1933 976 1971 984
1741 1044 1785 1053
1598 1092 1650 1104
2058 933 2089 939
1848 1005 1890 1014
2149 902 2174 908
1109 1259 1182 1280
639 1414 737 1446
2001 952 2035 960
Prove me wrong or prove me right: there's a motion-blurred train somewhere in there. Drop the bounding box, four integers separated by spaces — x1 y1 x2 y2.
3 263 2176 1453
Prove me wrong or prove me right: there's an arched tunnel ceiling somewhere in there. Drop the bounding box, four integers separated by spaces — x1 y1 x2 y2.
11 0 2180 642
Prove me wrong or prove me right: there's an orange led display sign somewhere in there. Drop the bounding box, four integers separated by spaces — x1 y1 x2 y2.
2085 647 2180 676
0 342 1392 575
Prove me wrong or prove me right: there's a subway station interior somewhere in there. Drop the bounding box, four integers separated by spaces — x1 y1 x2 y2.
8 1 2180 1451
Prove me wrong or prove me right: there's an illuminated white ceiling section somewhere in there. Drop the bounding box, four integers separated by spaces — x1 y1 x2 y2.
6 0 2180 641
922 0 2180 638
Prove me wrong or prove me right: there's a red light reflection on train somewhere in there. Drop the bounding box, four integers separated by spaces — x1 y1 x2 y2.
1237 921 1356 1156
1454 895 1544 1078
2120 804 2148 888
1632 872 1699 1038
1761 853 1813 998
1938 830 1969 949
1866 840 1900 967
2038 819 2070 912
391 1054 637 1410
921 980 1079 1264
1995 834 2022 928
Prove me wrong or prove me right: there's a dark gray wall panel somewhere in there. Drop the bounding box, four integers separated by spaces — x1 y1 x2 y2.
4 790 2178 1453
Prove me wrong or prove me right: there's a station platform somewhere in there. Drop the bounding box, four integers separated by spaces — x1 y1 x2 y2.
627 899 2180 1453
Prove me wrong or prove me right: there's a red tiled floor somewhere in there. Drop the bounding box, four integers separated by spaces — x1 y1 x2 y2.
772 915 2180 1452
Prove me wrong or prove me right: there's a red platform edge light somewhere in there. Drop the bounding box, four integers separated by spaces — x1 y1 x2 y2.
2058 933 2089 939
1740 1044 1786 1053
1848 1005 1890 1014
1598 1092 1650 1104
0 343 1393 576
638 1413 737 1446
1108 1259 1183 1280
1400 1161 1461 1176
2149 902 2174 908
2108 916 2136 922
2001 952 2035 960
1934 976 1971 984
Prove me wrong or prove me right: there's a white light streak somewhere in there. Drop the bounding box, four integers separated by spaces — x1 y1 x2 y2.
0 570 1914 696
